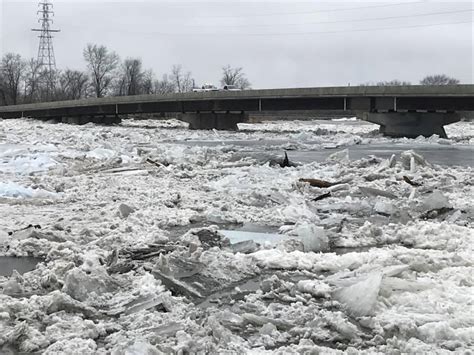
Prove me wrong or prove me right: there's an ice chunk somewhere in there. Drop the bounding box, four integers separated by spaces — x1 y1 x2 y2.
2 270 24 295
111 341 162 355
151 269 205 299
422 190 452 211
295 222 329 252
123 296 164 316
374 201 396 215
297 280 332 298
410 156 416 173
44 338 98 354
328 183 350 192
327 149 349 163
45 291 97 317
0 182 57 199
86 147 116 160
359 186 396 199
63 267 119 301
259 322 278 335
230 240 258 254
400 150 430 170
389 154 396 168
0 153 58 175
220 230 286 245
332 272 382 317
242 313 293 331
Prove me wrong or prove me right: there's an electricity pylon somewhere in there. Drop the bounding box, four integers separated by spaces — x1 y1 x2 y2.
32 1 60 96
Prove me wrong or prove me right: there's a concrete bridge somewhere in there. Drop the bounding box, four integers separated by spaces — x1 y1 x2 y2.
0 85 473 138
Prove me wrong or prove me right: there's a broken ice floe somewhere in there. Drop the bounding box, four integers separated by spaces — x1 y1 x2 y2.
0 118 473 353
0 182 58 199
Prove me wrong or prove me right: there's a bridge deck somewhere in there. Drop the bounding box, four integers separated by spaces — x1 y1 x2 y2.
0 85 473 119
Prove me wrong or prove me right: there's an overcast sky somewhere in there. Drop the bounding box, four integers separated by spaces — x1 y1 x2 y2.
1 0 473 88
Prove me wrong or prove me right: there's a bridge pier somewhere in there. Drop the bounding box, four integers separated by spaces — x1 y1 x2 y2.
361 112 461 138
177 112 249 130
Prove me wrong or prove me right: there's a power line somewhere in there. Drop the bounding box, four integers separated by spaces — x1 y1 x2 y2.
140 19 473 37
193 0 427 19
180 9 473 29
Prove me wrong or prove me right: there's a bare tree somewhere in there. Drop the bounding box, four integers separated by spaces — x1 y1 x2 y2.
117 58 145 96
420 74 460 85
0 74 6 106
23 59 46 103
141 70 154 95
171 65 194 93
154 74 176 95
58 69 89 100
83 44 119 98
376 80 411 86
0 53 26 105
220 65 251 89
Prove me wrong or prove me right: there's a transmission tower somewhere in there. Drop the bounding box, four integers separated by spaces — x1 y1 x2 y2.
31 1 60 89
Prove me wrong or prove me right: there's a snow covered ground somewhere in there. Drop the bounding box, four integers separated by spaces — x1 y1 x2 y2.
0 117 473 354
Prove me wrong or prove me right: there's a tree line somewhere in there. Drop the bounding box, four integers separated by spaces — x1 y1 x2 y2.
0 43 252 106
0 43 462 107
361 75 460 87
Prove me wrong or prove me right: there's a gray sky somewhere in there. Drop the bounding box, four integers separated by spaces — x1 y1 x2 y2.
1 0 473 88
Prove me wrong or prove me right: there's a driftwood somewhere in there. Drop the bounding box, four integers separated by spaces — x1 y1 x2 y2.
299 178 340 188
146 158 162 167
313 192 331 202
403 175 422 187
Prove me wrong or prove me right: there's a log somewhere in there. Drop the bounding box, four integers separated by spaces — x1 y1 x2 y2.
313 192 331 202
299 178 337 188
403 175 422 187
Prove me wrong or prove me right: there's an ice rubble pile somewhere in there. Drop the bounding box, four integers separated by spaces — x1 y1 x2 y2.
0 118 472 353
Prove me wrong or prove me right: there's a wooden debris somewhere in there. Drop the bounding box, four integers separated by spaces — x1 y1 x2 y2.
146 158 164 168
299 178 339 188
313 192 331 202
403 175 422 187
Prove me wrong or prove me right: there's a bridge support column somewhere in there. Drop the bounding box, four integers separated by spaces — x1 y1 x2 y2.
361 112 461 138
177 112 249 130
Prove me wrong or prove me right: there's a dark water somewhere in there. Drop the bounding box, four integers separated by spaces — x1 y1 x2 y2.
286 144 474 167
0 256 42 276
177 139 473 167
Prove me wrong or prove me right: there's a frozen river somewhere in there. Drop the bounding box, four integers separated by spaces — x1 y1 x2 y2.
0 117 473 354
